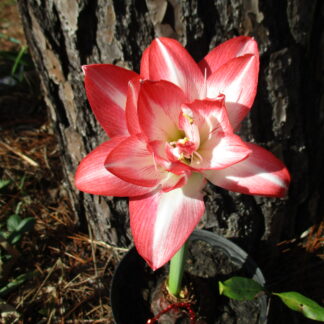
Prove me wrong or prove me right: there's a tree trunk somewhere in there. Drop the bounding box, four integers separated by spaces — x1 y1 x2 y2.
17 0 323 252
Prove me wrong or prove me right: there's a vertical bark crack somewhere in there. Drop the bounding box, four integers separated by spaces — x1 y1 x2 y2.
77 0 99 64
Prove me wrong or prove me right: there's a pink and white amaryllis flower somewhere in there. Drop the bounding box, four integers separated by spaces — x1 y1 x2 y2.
75 36 290 270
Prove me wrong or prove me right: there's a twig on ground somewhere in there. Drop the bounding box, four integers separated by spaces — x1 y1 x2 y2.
48 246 87 264
30 258 60 303
0 140 39 167
68 233 129 253
87 223 105 317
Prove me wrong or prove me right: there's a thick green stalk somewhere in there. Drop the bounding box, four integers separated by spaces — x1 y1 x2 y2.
167 241 188 297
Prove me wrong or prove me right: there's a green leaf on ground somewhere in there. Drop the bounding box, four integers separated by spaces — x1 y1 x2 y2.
0 273 32 297
7 232 22 245
7 214 22 232
274 291 324 321
219 276 264 301
0 179 11 190
16 217 35 234
7 214 35 244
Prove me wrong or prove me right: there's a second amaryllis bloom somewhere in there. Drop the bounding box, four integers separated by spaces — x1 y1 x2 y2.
75 36 290 270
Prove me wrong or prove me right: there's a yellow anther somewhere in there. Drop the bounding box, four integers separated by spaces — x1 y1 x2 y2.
178 137 189 145
183 112 194 124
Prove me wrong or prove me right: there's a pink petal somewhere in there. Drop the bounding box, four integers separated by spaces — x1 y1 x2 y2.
181 97 250 170
105 135 166 187
149 140 189 170
160 172 189 192
196 134 251 170
75 138 153 197
125 77 142 135
182 95 232 143
143 37 204 101
138 80 187 142
206 54 259 129
199 36 259 77
83 64 138 137
140 46 150 79
178 107 201 150
129 173 206 270
203 143 290 197
149 140 193 175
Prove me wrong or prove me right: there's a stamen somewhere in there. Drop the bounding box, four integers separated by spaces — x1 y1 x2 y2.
183 113 194 124
178 137 189 145
168 131 200 165
182 107 194 124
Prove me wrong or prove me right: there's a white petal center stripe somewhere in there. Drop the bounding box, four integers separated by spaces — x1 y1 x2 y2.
226 165 287 189
93 70 126 108
207 56 254 103
227 58 253 102
152 188 184 261
199 68 208 99
156 39 182 88
146 96 179 140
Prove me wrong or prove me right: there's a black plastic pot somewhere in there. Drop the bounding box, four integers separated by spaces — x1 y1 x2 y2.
111 230 268 324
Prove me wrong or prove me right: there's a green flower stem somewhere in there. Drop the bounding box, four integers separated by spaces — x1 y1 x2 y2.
167 240 188 297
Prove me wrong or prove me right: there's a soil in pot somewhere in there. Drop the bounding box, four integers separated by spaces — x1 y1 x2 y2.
111 234 266 324
183 239 262 324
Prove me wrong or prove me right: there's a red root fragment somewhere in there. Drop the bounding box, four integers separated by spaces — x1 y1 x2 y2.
148 277 197 323
146 302 196 324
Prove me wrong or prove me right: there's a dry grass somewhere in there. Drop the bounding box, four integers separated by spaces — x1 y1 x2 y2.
0 0 26 51
0 5 125 321
0 124 126 323
0 2 125 322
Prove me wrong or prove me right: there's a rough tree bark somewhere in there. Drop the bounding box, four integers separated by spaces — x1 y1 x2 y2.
17 0 323 254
